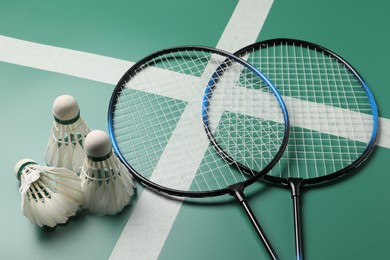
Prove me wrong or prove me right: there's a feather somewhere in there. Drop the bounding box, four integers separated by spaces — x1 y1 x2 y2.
79 130 136 216
15 159 83 228
45 95 91 174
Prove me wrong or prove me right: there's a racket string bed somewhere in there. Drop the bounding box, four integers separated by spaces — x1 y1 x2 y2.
245 42 375 180
113 52 286 191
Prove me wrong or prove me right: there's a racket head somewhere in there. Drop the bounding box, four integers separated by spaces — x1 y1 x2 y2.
234 39 378 186
108 46 289 198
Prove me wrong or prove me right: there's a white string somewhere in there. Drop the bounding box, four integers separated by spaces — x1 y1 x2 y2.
241 41 375 180
113 49 285 192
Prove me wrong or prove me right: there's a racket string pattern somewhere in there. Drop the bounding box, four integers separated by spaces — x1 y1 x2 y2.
241 41 376 181
111 48 287 193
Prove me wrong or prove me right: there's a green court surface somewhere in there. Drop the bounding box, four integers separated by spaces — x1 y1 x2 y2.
1 0 389 259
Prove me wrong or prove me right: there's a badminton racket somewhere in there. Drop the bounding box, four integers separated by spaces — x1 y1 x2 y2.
108 46 289 259
234 38 379 260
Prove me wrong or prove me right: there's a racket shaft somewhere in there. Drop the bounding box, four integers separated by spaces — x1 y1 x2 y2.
290 179 304 260
292 196 303 260
231 185 279 260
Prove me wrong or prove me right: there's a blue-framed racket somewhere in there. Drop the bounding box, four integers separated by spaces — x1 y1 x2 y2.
234 38 379 260
108 46 289 259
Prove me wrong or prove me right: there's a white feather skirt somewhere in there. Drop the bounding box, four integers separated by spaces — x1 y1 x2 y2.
20 165 83 227
79 155 136 216
45 118 91 174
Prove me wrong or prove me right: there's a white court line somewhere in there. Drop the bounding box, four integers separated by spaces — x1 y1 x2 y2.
0 35 133 85
1 32 389 148
378 118 390 148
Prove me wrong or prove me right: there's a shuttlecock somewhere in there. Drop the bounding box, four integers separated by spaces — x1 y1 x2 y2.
45 95 91 173
79 130 136 215
14 159 83 227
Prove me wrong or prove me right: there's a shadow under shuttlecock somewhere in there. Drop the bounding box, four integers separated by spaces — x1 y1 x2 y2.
35 200 138 241
35 209 88 238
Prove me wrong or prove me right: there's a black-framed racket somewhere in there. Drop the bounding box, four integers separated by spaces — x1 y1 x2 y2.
234 38 379 260
108 46 289 259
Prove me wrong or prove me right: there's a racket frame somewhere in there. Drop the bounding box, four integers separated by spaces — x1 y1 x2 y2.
108 45 290 197
235 38 378 186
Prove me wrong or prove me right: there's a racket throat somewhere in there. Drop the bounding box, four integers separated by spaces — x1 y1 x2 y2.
288 178 303 198
228 183 247 202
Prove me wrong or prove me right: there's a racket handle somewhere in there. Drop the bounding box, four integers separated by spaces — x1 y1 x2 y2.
289 179 304 260
230 183 279 260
